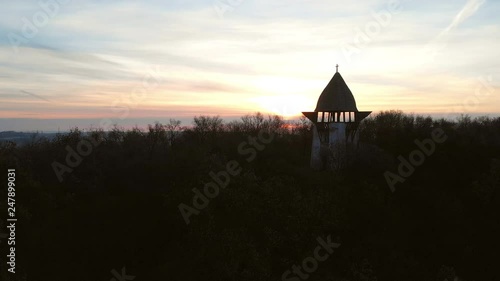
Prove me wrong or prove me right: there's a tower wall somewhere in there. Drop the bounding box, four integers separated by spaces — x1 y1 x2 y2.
310 125 322 169
328 123 346 146
311 123 350 170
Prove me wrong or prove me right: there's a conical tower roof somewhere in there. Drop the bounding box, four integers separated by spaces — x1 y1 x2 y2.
315 71 358 112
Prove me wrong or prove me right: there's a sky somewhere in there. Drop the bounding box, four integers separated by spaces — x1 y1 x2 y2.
0 0 499 131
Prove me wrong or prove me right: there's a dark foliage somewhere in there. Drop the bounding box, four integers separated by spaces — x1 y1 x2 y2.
0 111 499 281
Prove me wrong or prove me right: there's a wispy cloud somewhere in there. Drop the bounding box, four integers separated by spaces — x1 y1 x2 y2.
421 0 488 61
0 0 498 131
441 0 486 35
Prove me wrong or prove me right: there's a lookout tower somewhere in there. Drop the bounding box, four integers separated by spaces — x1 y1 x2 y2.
302 65 371 170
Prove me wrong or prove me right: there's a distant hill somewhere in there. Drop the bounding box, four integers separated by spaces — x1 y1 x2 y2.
0 131 59 145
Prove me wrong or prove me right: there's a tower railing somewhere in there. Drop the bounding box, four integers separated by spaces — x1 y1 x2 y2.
316 111 357 123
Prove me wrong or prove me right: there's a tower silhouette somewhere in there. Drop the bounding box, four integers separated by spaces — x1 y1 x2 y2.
302 66 371 169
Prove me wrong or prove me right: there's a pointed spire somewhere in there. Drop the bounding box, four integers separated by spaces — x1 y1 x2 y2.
315 69 358 112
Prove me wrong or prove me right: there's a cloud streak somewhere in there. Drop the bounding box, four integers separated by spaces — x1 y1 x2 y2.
0 0 498 131
20 90 51 102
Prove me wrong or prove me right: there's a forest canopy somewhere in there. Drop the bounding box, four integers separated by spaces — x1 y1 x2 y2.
0 110 499 281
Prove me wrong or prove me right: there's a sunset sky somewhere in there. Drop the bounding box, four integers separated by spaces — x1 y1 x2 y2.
1 0 499 131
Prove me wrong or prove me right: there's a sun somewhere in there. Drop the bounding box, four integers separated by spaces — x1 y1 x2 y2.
253 95 313 118
250 76 318 118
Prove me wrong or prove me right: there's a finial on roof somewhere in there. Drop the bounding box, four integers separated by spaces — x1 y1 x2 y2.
336 64 339 73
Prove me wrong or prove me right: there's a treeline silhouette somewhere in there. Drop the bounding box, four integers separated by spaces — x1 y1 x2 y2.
0 111 499 281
